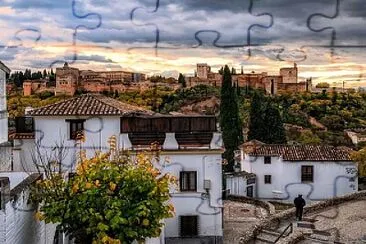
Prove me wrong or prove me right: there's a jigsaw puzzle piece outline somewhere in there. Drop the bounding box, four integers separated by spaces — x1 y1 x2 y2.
49 0 105 69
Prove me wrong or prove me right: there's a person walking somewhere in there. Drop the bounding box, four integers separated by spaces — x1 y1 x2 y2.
294 194 306 221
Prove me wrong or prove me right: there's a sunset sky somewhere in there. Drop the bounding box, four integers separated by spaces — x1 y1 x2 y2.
1 0 366 87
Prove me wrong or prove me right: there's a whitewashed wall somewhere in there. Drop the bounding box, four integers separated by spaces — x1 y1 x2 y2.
158 152 223 239
0 68 8 144
226 176 253 196
13 116 121 172
241 155 358 202
0 177 56 244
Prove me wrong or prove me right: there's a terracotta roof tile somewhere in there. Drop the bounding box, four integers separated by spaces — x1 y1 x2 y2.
28 94 155 116
248 145 352 161
9 133 35 139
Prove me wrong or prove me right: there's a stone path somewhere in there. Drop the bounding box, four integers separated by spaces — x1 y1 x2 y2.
224 199 366 243
223 200 269 244
298 200 366 244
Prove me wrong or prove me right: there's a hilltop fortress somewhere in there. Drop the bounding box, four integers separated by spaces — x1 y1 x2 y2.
187 63 312 94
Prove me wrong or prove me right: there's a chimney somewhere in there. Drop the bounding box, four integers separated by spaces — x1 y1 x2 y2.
25 106 34 116
0 177 10 210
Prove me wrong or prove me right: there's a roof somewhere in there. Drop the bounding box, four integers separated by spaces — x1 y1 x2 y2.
0 61 10 74
9 133 35 139
248 145 353 161
28 94 156 116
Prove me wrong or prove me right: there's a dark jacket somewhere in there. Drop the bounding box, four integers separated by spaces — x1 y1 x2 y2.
294 196 306 208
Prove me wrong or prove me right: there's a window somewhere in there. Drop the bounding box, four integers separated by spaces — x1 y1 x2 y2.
67 119 85 140
264 156 271 164
264 175 272 184
180 216 198 237
180 171 197 192
301 166 314 182
247 178 256 185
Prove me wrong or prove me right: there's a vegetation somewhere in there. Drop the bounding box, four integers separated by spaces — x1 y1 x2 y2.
9 68 56 87
31 138 176 243
219 65 243 172
350 148 366 177
178 73 186 88
248 91 286 144
315 82 330 88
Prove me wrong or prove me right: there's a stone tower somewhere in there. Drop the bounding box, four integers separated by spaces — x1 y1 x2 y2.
0 61 10 144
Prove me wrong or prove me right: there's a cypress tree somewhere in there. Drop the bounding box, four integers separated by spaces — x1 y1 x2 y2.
248 92 287 144
220 65 243 172
178 73 186 87
263 103 287 144
248 91 266 141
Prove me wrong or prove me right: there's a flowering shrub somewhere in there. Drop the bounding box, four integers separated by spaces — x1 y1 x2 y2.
31 138 176 244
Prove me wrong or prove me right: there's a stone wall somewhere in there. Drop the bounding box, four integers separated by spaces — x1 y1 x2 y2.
238 190 366 243
227 195 276 215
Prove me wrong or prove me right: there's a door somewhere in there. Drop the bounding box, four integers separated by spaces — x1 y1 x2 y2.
247 186 253 197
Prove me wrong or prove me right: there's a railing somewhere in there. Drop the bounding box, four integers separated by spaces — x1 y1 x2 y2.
273 223 293 243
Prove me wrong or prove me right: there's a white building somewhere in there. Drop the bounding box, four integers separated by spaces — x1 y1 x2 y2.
0 61 12 171
231 141 358 203
10 94 224 243
0 172 56 244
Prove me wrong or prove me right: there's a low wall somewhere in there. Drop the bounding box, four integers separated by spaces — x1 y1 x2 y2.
238 190 366 243
227 195 276 215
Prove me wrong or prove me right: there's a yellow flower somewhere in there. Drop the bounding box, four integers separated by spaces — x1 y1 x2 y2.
35 211 44 221
142 219 150 226
72 183 79 193
85 182 92 189
95 180 101 187
109 182 117 191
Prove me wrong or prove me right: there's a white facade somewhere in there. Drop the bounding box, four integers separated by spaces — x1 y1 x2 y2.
0 173 56 244
13 112 224 243
226 173 256 197
0 62 10 144
241 155 358 202
159 152 223 242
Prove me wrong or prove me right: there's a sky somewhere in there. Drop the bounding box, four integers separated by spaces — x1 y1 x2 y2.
1 0 366 87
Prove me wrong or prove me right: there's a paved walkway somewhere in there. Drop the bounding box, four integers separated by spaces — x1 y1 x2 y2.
297 200 366 243
223 200 269 244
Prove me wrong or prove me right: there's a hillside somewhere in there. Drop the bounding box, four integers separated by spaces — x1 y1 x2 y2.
8 85 366 147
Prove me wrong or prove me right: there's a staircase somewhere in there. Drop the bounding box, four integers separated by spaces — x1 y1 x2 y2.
251 217 339 244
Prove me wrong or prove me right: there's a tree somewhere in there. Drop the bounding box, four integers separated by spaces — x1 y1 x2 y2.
315 82 330 88
43 69 47 78
220 65 243 172
248 92 287 144
31 138 176 243
263 103 287 144
350 148 366 177
178 73 186 88
298 130 321 144
248 91 266 141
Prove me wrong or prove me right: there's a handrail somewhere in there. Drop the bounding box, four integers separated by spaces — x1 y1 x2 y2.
273 222 293 243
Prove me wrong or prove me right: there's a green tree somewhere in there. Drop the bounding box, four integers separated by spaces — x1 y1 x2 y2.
248 91 266 141
220 65 243 172
178 73 186 87
350 148 366 176
31 139 175 244
298 130 321 144
263 103 287 144
248 92 286 144
315 82 330 88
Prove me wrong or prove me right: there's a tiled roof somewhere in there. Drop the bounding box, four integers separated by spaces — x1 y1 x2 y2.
28 94 155 116
9 133 35 139
248 145 352 161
